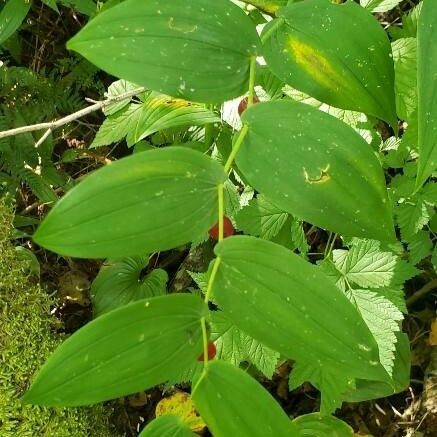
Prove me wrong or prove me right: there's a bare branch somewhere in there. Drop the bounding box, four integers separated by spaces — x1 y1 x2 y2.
0 87 145 141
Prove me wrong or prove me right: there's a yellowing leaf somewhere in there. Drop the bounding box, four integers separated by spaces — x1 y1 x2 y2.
155 391 205 433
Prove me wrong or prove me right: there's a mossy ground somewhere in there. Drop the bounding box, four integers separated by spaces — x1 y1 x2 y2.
0 200 121 437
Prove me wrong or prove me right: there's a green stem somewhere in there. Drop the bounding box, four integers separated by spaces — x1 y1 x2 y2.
247 56 257 108
195 55 257 386
224 124 249 173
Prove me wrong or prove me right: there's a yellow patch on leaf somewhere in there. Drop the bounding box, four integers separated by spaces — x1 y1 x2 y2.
155 391 205 432
286 37 342 92
148 95 192 110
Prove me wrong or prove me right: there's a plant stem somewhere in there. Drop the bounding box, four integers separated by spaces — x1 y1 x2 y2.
195 55 257 381
407 278 437 306
217 183 224 241
0 87 145 141
247 56 257 108
224 124 249 173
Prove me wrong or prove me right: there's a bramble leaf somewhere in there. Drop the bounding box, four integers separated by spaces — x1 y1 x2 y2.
210 311 279 378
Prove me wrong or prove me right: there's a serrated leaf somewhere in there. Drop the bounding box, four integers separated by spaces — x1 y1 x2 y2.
235 195 289 240
67 0 260 104
24 294 206 406
238 100 395 242
332 239 418 288
210 311 279 378
263 0 397 127
0 0 31 45
104 79 142 115
407 231 433 265
374 287 407 314
360 0 402 13
396 200 431 241
91 104 143 148
92 93 219 148
289 361 355 414
392 38 417 122
349 289 403 374
192 360 298 437
416 0 437 188
213 236 389 386
223 179 241 218
33 148 226 258
91 256 168 316
290 217 309 256
138 414 197 437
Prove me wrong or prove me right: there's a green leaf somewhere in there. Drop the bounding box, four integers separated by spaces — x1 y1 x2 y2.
210 311 279 378
392 38 417 122
33 148 226 258
292 413 354 437
345 332 410 402
331 239 414 289
92 92 220 148
263 0 397 127
0 0 31 45
91 256 168 316
67 0 260 104
192 360 298 437
213 236 389 385
416 0 437 187
235 195 289 240
349 289 403 374
407 231 433 265
139 415 197 437
104 79 142 115
238 100 395 242
23 294 206 406
289 361 355 414
396 199 432 241
360 0 402 13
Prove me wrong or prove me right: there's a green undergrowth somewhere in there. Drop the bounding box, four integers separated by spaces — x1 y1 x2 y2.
0 200 121 437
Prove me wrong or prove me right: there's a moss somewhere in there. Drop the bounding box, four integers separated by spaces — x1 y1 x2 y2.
0 201 122 437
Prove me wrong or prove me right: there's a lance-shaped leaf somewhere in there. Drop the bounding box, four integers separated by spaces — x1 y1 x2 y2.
0 0 31 45
139 415 197 437
212 236 389 383
67 0 260 104
237 100 395 242
416 0 437 188
263 0 397 127
23 294 206 406
192 360 298 437
91 255 168 316
33 148 226 258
